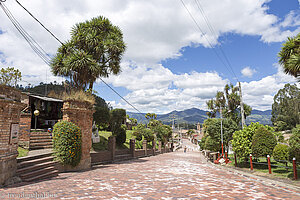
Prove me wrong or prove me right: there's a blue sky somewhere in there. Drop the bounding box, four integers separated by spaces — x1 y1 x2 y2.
0 0 299 113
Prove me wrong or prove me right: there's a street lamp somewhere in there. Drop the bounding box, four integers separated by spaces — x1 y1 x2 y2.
34 109 40 130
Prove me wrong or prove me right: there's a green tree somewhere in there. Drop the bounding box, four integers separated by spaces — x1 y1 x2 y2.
206 83 252 126
204 136 219 151
252 127 277 158
271 83 300 130
278 33 300 78
203 118 238 152
51 16 126 90
93 95 110 130
145 113 157 120
289 125 300 162
232 122 274 161
273 144 289 168
0 67 21 87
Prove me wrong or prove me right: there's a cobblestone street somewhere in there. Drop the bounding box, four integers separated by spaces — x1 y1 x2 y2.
1 147 300 199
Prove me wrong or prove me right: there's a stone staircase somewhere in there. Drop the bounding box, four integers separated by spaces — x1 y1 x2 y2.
29 132 53 150
16 152 58 182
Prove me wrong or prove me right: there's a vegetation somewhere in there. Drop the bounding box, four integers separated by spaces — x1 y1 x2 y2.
232 122 273 161
289 125 300 162
52 121 82 166
271 83 300 130
93 95 111 130
278 33 300 79
251 127 277 158
206 83 252 126
110 108 127 145
204 136 219 151
17 147 29 158
50 16 126 91
273 144 290 167
133 123 154 142
203 118 238 152
0 67 21 87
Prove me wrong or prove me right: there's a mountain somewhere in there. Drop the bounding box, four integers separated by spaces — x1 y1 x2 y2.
127 108 272 125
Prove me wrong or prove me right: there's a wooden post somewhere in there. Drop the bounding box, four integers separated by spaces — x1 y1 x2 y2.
143 140 147 156
267 155 272 174
293 157 298 180
250 154 253 171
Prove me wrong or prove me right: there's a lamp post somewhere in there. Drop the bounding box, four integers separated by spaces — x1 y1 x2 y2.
34 109 40 130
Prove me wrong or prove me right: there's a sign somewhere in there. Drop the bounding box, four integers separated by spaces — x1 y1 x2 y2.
10 123 19 144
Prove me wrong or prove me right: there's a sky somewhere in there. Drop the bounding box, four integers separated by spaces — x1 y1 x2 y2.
0 0 299 114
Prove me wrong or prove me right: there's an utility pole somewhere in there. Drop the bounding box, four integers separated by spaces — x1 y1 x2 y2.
239 82 246 129
220 108 224 157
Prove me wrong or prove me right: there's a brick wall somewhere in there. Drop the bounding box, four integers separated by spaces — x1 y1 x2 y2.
0 85 25 186
19 113 31 148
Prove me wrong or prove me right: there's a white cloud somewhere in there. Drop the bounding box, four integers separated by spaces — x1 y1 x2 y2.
0 0 299 113
241 64 298 111
241 66 257 78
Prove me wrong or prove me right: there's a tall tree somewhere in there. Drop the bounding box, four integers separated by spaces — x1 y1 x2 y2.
0 67 21 87
51 16 126 90
278 33 300 79
271 83 300 130
206 83 251 126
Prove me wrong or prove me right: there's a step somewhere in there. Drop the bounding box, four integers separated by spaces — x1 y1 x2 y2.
19 166 57 180
17 152 53 163
17 156 54 168
17 161 56 174
30 139 53 143
22 170 59 182
30 145 53 150
30 134 52 138
30 142 53 146
30 135 52 139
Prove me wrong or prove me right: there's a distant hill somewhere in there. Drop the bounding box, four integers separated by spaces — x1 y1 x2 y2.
128 108 272 125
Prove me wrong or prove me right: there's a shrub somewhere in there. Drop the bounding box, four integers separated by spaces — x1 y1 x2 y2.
204 136 219 152
252 127 277 158
289 125 300 162
273 144 289 165
232 122 273 161
52 121 82 166
113 125 127 145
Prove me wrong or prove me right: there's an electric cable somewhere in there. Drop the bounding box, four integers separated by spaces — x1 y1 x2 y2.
180 0 239 81
1 0 144 114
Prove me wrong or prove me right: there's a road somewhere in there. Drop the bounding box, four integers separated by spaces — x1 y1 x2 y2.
1 139 299 199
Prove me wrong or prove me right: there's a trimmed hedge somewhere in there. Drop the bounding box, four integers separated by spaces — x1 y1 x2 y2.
53 121 82 166
273 144 289 162
252 126 277 158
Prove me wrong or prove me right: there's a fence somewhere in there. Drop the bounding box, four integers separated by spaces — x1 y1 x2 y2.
233 153 299 180
91 137 173 165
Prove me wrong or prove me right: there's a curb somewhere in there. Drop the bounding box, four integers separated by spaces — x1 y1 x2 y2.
206 158 300 193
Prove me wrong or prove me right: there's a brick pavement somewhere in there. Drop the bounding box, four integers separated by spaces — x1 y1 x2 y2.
1 149 300 199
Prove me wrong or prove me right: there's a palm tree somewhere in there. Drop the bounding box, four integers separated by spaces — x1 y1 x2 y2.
278 33 300 79
51 16 126 91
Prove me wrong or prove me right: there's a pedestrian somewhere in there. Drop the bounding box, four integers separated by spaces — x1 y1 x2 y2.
184 146 187 153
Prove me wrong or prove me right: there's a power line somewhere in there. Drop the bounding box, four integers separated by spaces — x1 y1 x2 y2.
1 0 143 114
180 0 239 81
194 0 239 81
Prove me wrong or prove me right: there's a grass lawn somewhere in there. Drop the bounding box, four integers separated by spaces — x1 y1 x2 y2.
17 147 29 158
92 130 135 151
227 154 300 180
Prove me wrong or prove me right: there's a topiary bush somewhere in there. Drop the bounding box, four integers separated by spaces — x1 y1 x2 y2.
273 144 289 167
113 125 127 145
252 126 277 158
289 125 300 162
52 121 82 167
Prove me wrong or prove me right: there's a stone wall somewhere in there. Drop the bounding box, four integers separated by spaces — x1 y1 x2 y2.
61 100 94 171
0 85 25 186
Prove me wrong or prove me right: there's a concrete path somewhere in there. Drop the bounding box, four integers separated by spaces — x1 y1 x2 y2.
1 141 300 199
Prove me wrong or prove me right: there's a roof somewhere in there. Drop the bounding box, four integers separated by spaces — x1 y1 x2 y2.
28 94 63 103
